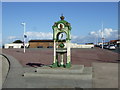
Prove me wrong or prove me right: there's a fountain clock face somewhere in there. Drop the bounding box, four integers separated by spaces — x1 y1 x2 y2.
57 23 65 30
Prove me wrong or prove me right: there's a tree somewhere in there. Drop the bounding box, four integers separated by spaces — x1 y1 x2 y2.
13 40 23 43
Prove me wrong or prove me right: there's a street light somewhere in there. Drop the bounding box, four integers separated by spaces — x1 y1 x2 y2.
21 22 26 53
101 22 104 49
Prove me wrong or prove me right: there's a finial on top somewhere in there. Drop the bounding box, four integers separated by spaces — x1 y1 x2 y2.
60 14 65 20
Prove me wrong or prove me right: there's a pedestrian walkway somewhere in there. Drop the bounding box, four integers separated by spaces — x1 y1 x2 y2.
2 54 26 88
23 65 93 88
1 55 10 85
92 63 118 88
0 54 10 89
2 54 92 88
1 53 119 88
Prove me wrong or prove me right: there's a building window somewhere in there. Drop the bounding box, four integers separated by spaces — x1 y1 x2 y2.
47 46 53 48
37 46 43 48
9 46 13 48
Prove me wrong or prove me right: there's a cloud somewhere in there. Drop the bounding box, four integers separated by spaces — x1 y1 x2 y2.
72 28 118 44
4 28 118 44
23 28 119 44
6 36 17 43
26 31 53 40
71 35 78 39
8 36 17 40
89 28 118 39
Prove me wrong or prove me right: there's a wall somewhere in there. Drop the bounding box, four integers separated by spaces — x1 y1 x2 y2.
4 43 29 49
29 42 94 48
29 42 53 48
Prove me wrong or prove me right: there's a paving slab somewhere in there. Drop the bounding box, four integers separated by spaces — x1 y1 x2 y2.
2 56 10 82
25 76 92 88
2 51 119 88
23 65 93 88
35 65 85 74
2 54 26 88
92 62 118 88
24 73 92 80
2 54 93 88
23 65 92 79
0 54 10 89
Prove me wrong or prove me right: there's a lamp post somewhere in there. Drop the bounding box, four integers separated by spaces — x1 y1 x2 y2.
101 23 104 49
21 22 26 53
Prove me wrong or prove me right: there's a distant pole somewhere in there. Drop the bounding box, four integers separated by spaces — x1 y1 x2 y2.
96 34 98 45
21 22 26 53
101 22 104 49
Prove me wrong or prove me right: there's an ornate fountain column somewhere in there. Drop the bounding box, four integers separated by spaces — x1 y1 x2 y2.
51 15 72 68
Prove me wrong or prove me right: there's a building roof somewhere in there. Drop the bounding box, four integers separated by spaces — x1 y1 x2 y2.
29 40 66 42
109 40 119 43
29 40 54 42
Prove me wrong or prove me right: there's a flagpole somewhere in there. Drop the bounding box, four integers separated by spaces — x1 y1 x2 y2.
101 22 104 49
24 23 26 53
21 22 26 53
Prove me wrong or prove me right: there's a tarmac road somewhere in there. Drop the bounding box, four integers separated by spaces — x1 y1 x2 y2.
2 48 119 67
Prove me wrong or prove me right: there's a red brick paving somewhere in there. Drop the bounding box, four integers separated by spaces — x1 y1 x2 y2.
2 48 119 67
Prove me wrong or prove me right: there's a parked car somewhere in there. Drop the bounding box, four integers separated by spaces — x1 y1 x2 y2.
108 45 116 50
94 45 100 47
99 44 102 48
103 45 109 49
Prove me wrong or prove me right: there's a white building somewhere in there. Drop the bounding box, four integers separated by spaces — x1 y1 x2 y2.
4 43 29 49
64 43 94 48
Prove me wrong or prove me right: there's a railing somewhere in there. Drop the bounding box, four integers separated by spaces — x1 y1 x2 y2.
56 48 67 53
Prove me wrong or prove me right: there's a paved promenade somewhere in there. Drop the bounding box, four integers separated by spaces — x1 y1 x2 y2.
2 48 118 67
93 62 118 88
1 48 119 88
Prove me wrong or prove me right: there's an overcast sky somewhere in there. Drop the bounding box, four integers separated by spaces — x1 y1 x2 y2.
2 2 118 44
